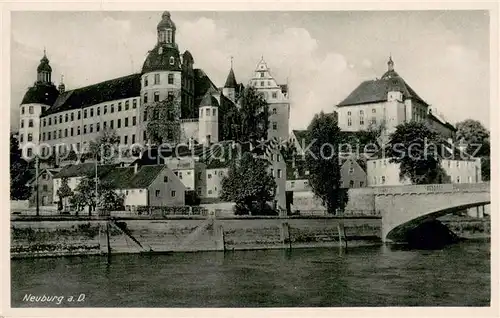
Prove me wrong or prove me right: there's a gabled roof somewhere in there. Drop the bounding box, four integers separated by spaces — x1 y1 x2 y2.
53 163 117 179
102 165 166 189
43 74 141 116
338 73 428 107
26 168 61 185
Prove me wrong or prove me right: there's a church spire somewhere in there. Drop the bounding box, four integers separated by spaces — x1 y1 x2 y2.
388 54 394 72
224 57 237 89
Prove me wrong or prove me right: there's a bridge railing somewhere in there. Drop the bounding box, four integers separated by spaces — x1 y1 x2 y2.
373 182 490 195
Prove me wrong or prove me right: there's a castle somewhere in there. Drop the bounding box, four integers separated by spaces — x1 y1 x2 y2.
17 11 290 158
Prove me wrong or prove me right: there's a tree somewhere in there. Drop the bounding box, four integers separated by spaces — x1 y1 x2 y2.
220 152 276 215
238 86 269 142
87 130 121 164
56 177 73 212
455 119 490 157
71 176 124 216
145 94 181 145
10 133 31 200
388 121 448 184
305 112 348 214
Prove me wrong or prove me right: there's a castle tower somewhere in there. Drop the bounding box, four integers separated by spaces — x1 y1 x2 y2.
141 11 182 144
248 56 290 142
198 93 219 146
222 57 237 103
19 50 59 156
382 56 406 136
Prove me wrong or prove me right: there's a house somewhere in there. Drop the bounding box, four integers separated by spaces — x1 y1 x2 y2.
25 168 60 206
102 164 186 208
339 157 367 188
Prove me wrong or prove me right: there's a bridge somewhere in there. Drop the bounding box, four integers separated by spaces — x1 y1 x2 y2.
374 183 490 242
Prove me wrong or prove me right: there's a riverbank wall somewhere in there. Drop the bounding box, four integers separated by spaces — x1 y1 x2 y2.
11 217 382 258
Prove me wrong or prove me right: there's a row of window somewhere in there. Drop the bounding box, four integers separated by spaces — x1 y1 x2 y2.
341 180 364 188
289 180 310 188
270 168 283 178
173 170 192 180
21 105 35 115
144 73 175 87
40 117 137 141
199 108 217 118
155 189 176 198
42 99 138 127
347 109 377 117
372 176 386 185
143 91 175 104
252 80 276 89
20 119 34 128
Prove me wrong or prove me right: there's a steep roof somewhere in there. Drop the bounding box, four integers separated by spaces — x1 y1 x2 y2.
102 165 166 189
224 68 238 88
42 74 141 116
21 82 60 106
200 92 219 107
193 68 219 108
338 72 428 107
142 44 182 74
53 163 117 179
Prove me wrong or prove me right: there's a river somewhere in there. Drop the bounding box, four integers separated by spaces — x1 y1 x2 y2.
11 241 490 307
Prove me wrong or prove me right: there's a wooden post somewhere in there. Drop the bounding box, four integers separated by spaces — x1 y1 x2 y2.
106 221 111 263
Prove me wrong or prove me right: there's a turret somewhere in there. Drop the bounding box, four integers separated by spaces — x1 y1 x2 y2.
223 57 237 103
58 75 65 93
198 93 219 146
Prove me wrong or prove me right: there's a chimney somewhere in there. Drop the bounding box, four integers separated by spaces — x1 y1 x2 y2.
134 162 139 174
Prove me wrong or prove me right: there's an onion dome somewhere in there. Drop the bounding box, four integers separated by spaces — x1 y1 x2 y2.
37 53 52 73
21 83 59 106
142 44 182 74
200 92 219 107
157 11 176 30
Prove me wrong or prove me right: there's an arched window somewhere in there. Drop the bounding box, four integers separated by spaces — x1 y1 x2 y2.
169 57 175 65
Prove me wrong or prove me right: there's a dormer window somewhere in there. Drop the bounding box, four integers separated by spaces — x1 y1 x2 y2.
169 57 175 65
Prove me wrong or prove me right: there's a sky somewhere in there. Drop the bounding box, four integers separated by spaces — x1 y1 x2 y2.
10 10 490 131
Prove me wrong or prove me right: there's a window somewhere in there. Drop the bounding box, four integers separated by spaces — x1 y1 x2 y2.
42 132 45 141
71 112 74 121
27 148 32 157
21 107 25 115
143 93 148 104
260 81 264 86
272 92 277 99
457 176 460 183
131 134 135 144
110 120 114 129
198 172 202 180
155 190 160 197
42 185 48 192
125 101 129 110
168 91 174 101
349 167 354 174
347 111 351 116
58 130 62 138
124 135 128 144
168 74 174 84
371 117 376 125
96 123 100 132
103 122 107 130
42 118 46 127
273 122 277 130
65 113 68 122
83 125 87 134
208 173 212 179
77 126 81 135
270 168 274 177
456 161 460 167
171 190 176 197
132 116 136 126
27 133 33 142
118 103 122 112
360 117 364 125
143 110 148 121
104 105 107 114
117 119 121 128
381 176 386 184
84 109 87 119
70 127 74 136
143 131 147 141
77 111 81 120
20 120 24 128
28 119 33 127
125 117 129 127
90 108 94 117
154 74 160 85
60 115 63 123
206 108 210 116
360 181 364 187
347 118 352 126
154 91 160 102
144 76 148 87
373 177 377 185
20 134 24 142
89 124 93 133
164 176 168 183
48 117 52 125
111 104 114 113
179 172 183 179
64 128 68 137
277 169 282 178
372 109 376 113
349 180 354 188
29 106 34 114
133 100 137 109
169 57 174 65
277 154 281 162
260 72 264 78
